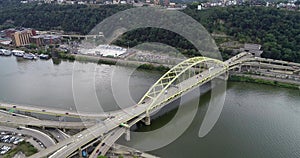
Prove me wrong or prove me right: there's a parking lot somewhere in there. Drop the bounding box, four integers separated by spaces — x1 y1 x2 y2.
0 128 46 157
0 131 25 156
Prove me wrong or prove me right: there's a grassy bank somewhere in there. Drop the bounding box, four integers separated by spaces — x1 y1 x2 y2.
74 55 170 72
58 52 76 61
3 142 38 158
229 75 299 89
138 64 170 72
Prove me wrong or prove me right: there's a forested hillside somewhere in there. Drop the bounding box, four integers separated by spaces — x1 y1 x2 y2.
0 3 132 33
0 3 299 62
184 5 300 62
114 5 299 62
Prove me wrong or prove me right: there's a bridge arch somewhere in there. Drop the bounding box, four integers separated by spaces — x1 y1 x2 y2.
138 57 228 117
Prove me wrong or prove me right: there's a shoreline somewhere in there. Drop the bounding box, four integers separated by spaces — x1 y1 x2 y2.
72 54 300 90
74 54 171 72
3 51 298 90
229 74 300 89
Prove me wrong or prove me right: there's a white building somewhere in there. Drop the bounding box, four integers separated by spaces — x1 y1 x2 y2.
80 45 127 57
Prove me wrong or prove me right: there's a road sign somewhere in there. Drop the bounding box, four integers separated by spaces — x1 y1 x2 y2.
9 108 15 113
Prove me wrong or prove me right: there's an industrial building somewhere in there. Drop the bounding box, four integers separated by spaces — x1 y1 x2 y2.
10 28 36 47
30 35 61 46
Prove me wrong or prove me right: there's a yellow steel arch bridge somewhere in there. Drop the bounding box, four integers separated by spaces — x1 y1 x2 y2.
138 56 229 118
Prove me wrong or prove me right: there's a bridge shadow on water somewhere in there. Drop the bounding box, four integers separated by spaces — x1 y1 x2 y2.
131 80 224 132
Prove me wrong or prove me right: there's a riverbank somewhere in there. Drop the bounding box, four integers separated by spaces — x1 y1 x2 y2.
72 54 300 89
74 54 170 72
229 74 300 89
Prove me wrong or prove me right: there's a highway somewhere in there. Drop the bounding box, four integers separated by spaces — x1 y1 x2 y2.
89 128 126 157
90 115 147 157
0 110 96 129
228 56 300 71
48 129 70 142
0 102 109 119
30 102 150 158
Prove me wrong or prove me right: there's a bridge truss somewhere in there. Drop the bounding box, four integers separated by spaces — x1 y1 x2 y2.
138 57 228 117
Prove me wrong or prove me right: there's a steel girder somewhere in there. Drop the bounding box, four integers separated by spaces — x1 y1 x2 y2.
138 57 228 117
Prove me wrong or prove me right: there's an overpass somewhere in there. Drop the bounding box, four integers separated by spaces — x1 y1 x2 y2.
0 102 109 119
89 115 145 157
0 110 96 129
228 56 300 84
61 33 104 40
227 54 300 71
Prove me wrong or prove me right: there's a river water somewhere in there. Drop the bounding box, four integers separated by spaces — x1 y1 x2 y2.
0 56 299 158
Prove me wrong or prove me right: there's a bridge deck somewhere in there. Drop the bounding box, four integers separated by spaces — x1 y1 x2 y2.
0 111 96 129
0 102 108 119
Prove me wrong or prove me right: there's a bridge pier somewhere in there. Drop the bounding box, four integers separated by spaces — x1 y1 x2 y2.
78 147 83 158
225 71 229 80
125 128 130 141
144 116 151 126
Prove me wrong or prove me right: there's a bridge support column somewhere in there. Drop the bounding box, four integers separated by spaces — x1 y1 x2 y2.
144 116 151 126
125 128 130 141
78 147 83 158
238 65 242 73
225 71 229 80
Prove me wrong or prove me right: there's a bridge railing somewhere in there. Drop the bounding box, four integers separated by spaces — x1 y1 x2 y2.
138 57 228 117
147 67 228 115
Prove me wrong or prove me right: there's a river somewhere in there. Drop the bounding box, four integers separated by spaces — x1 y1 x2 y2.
0 56 299 158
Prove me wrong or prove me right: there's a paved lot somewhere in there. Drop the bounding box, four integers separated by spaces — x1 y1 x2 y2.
0 126 55 148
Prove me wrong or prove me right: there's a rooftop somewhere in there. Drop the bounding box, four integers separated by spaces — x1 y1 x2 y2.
244 43 262 50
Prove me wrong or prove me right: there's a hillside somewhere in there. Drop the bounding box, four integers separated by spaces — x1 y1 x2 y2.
0 3 299 62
